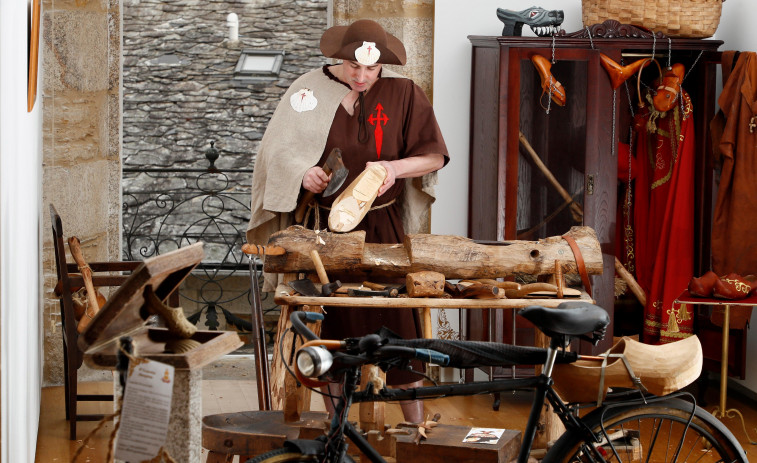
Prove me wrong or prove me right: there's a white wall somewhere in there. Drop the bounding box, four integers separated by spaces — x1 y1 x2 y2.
0 0 44 460
431 0 756 392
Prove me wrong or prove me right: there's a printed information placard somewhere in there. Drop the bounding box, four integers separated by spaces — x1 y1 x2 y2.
114 359 174 461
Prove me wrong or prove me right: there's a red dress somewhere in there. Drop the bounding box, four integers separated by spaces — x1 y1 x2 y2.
307 66 449 384
629 91 696 344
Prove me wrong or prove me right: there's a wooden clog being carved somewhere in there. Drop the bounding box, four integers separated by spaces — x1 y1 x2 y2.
551 335 702 404
329 164 387 233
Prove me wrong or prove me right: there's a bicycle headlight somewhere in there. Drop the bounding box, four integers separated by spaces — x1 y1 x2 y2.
296 346 333 377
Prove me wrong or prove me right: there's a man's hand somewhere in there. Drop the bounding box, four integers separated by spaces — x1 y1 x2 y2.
366 153 445 197
366 160 397 197
302 166 332 194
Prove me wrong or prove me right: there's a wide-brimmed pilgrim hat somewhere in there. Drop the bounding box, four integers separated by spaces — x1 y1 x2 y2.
320 19 407 66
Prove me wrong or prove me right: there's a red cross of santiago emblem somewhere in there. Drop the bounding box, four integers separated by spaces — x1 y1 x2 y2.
367 103 389 159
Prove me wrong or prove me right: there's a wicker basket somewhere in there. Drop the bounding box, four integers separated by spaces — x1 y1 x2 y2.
582 0 724 38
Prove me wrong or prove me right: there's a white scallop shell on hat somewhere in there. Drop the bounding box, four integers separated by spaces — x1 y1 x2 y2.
354 41 380 66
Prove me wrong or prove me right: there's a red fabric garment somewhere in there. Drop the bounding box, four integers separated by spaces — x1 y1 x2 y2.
711 52 757 276
631 90 696 344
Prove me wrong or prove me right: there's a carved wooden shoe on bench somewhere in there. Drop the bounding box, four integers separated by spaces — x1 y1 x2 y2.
328 164 387 233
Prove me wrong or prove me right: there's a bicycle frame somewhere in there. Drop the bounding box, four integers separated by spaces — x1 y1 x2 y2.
322 358 594 463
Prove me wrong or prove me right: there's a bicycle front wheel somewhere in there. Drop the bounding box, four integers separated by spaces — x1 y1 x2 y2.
245 447 357 463
245 448 317 463
544 397 747 462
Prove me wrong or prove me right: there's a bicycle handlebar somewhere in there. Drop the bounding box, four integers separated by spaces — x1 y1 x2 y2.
290 311 450 369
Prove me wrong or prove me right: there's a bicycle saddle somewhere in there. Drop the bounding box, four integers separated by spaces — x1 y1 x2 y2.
519 302 609 344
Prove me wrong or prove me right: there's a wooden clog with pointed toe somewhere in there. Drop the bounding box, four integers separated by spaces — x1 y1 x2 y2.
531 54 566 107
599 53 651 90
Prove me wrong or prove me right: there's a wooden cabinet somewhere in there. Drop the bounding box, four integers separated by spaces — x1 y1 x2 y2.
466 22 722 355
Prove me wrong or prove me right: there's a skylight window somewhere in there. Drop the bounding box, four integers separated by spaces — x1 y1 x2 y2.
234 50 285 79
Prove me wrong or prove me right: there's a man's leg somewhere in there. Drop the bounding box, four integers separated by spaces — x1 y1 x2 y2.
398 380 424 423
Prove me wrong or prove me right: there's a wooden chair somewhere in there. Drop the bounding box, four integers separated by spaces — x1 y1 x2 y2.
49 204 140 440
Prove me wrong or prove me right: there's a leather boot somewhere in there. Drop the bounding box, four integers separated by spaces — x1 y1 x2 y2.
688 270 719 297
653 63 685 113
712 273 752 300
599 53 651 89
531 54 566 106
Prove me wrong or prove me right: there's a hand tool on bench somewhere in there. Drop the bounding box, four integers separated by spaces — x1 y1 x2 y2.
347 287 399 298
458 281 503 299
294 148 349 224
362 281 406 294
310 249 330 285
289 278 342 297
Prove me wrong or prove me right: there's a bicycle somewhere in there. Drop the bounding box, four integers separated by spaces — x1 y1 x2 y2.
248 302 747 463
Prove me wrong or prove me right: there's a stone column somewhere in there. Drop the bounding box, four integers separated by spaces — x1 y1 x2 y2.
41 0 123 386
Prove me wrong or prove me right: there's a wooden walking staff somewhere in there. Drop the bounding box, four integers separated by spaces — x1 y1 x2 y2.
68 236 103 333
518 131 647 306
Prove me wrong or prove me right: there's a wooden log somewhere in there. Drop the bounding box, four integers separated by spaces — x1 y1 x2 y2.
264 226 602 279
406 271 445 298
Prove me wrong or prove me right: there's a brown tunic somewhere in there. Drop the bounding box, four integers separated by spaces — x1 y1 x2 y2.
307 66 449 384
711 52 757 276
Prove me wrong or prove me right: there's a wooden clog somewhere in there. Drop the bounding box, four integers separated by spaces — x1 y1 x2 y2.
599 53 651 90
653 63 685 113
531 54 566 107
551 335 702 403
328 164 387 233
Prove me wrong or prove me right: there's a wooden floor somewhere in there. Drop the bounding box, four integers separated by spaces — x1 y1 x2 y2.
36 373 756 462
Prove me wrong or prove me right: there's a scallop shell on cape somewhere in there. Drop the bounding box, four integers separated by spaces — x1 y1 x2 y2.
290 88 317 112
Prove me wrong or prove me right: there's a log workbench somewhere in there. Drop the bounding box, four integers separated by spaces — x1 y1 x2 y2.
257 225 601 452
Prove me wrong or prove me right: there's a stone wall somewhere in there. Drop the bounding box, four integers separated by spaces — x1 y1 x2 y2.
122 0 329 175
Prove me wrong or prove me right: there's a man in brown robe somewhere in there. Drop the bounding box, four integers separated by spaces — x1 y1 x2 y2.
247 19 449 423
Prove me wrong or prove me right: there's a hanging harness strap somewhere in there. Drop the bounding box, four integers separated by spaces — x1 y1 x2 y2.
562 233 592 297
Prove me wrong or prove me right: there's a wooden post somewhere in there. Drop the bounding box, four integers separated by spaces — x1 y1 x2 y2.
359 365 386 432
270 274 324 421
532 330 565 450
